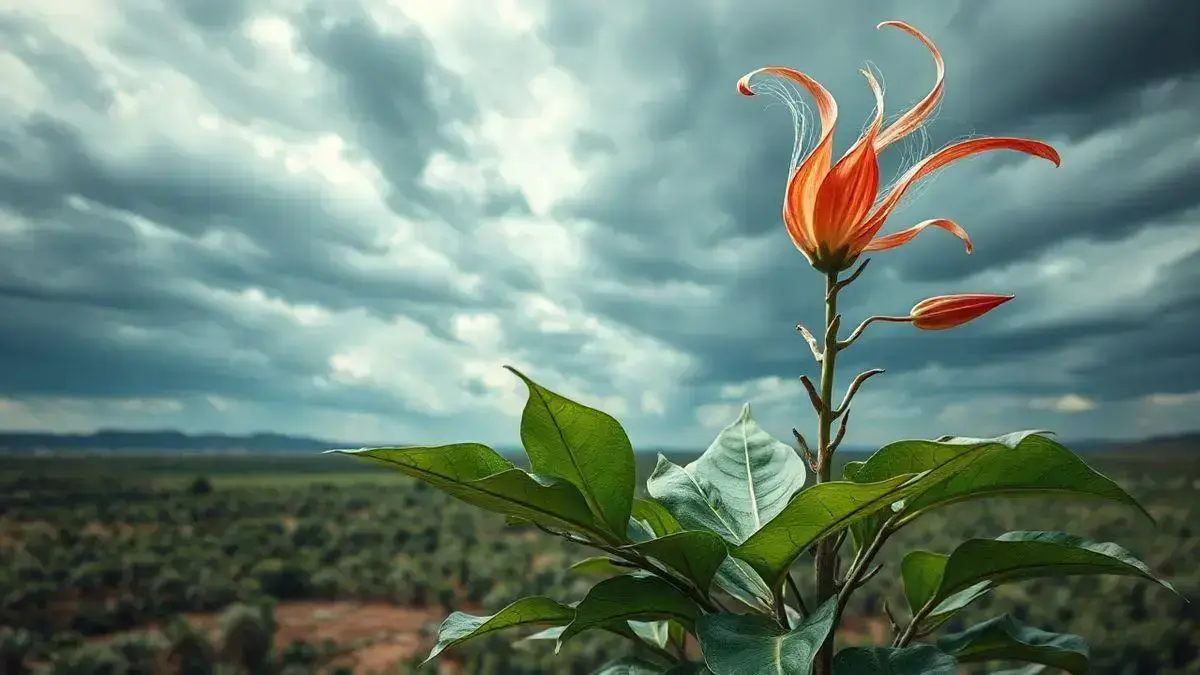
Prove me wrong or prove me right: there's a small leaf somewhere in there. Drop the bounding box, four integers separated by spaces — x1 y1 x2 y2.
899 551 947 620
594 658 665 674
559 574 703 645
633 498 683 537
625 530 728 594
903 531 1178 631
696 598 838 675
331 444 600 536
832 645 956 674
937 614 1089 675
508 366 636 537
628 620 670 649
846 432 1151 544
712 557 774 613
733 473 925 590
425 596 573 663
570 556 632 579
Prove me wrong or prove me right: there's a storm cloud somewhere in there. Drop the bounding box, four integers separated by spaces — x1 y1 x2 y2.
0 0 1197 448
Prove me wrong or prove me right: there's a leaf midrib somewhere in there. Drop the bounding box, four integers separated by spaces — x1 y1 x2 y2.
529 383 608 529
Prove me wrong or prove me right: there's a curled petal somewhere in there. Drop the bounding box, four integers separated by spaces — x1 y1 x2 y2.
910 293 1014 330
812 69 884 252
862 218 972 253
874 21 945 151
739 66 840 255
853 137 1062 246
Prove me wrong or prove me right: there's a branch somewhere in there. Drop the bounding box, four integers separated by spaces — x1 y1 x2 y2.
800 375 824 414
786 573 810 620
831 259 870 297
838 315 911 350
836 515 900 622
882 599 901 640
797 324 823 362
834 369 885 418
793 428 819 473
830 409 851 453
534 523 719 614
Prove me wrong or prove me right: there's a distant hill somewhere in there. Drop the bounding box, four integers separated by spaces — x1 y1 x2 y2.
0 428 1195 456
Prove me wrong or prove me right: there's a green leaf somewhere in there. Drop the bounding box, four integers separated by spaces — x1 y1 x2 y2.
899 551 947 620
633 498 683 536
559 574 703 645
732 473 924 590
903 531 1177 631
628 620 670 649
937 614 1089 675
594 658 665 674
330 444 599 536
425 596 573 663
508 366 636 537
665 663 711 675
831 645 956 674
647 405 806 546
846 432 1150 545
646 456 741 542
713 557 774 613
696 598 838 675
570 556 633 579
625 530 728 594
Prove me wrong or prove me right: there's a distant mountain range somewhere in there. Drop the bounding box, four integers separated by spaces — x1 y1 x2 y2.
0 429 1196 455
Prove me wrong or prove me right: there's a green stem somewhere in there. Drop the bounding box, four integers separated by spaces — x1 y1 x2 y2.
813 270 841 675
836 517 897 618
787 573 810 620
534 524 719 614
895 596 938 648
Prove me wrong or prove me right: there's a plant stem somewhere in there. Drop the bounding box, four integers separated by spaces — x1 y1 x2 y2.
894 596 937 648
787 573 810 619
812 269 841 675
836 517 897 617
532 524 719 614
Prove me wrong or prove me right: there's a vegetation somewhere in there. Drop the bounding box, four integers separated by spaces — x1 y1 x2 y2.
0 452 1193 674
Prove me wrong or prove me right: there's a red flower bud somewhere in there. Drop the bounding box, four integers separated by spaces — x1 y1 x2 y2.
909 294 1014 330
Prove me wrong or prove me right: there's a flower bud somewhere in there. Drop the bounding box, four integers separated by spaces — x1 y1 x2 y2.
909 294 1014 330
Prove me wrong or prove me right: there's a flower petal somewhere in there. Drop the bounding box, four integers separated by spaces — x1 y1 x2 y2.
811 69 884 252
862 218 972 254
910 293 1014 330
738 66 839 254
853 137 1061 246
874 21 945 151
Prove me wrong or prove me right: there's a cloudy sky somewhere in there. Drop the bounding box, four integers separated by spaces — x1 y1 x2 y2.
1 0 1198 451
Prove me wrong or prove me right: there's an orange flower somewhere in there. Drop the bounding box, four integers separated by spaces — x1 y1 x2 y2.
909 293 1014 330
737 21 1061 273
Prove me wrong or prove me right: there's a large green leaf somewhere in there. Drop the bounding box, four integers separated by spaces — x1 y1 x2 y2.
625 530 728 594
696 598 838 675
732 473 924 590
329 444 600 536
937 614 1089 675
903 531 1177 630
646 456 741 542
559 574 703 645
646 407 806 546
712 557 774 613
425 596 573 663
831 645 956 674
508 366 636 537
844 431 1149 545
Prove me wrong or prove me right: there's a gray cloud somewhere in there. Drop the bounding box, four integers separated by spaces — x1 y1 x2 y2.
0 0 1197 446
